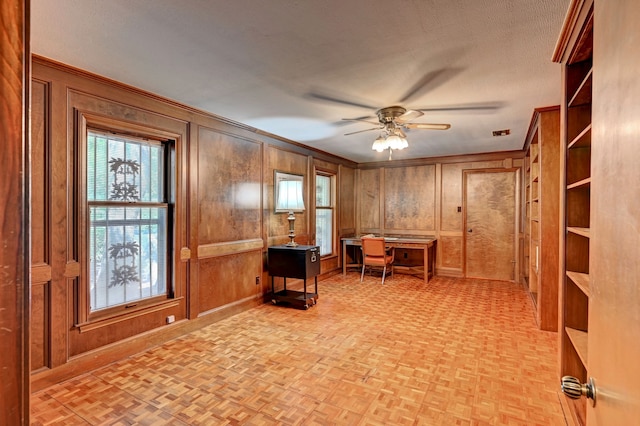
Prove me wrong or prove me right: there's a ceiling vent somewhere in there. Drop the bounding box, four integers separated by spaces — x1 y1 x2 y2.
492 129 511 136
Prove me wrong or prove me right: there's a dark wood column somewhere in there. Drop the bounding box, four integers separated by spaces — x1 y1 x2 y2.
0 0 30 424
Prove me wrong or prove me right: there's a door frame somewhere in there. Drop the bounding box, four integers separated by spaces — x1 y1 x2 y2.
462 168 520 281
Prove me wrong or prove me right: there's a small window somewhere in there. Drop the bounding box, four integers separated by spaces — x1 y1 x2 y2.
87 130 171 312
315 173 335 256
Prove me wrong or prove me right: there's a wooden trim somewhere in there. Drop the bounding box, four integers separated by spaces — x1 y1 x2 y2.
63 261 80 278
180 247 191 261
358 150 525 169
522 106 560 151
197 238 264 259
33 55 358 169
552 0 594 63
0 0 30 423
77 299 182 333
32 264 52 283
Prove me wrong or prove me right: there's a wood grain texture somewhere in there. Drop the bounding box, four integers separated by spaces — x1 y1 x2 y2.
537 109 561 331
339 166 356 231
464 170 517 281
198 239 263 259
31 79 49 265
198 251 262 313
197 126 262 244
31 282 49 372
0 0 29 422
358 168 381 231
384 165 435 231
439 236 463 269
267 146 309 242
441 163 465 232
589 0 640 422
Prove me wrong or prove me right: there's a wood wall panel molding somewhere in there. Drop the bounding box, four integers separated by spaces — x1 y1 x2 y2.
180 247 191 261
440 163 465 232
31 264 52 283
338 166 356 232
358 168 381 230
63 261 80 278
358 150 525 170
197 239 263 259
267 146 309 242
198 251 262 313
31 79 50 266
439 236 463 269
31 282 50 373
384 165 436 231
197 126 262 245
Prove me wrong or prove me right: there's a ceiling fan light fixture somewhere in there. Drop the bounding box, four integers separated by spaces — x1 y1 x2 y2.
372 134 387 152
386 134 408 151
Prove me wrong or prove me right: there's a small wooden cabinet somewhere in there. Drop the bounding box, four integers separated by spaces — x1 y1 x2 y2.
523 106 561 331
553 1 593 424
268 245 320 309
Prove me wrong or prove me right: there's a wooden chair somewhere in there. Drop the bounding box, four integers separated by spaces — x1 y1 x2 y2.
360 236 395 284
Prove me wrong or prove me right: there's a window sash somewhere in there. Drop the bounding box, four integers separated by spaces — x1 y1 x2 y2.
89 205 168 311
315 173 335 256
86 129 170 315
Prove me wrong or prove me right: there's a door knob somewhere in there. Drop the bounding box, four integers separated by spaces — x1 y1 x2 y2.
467 228 472 232
561 376 596 406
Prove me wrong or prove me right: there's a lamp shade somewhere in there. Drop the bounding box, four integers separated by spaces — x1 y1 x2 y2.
276 180 305 212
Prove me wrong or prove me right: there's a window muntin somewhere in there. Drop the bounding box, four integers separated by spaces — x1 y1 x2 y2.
87 131 169 312
315 173 334 256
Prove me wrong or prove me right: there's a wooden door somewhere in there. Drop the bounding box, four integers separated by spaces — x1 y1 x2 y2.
464 169 517 281
587 0 640 422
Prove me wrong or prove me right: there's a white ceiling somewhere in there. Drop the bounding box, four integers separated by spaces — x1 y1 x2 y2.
31 0 570 163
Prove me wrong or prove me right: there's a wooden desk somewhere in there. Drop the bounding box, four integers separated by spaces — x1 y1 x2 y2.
342 236 437 283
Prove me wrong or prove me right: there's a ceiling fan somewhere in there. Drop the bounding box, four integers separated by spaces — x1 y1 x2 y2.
342 105 451 157
305 67 501 158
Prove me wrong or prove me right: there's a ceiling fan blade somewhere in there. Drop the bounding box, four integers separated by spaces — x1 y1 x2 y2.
344 127 381 136
404 123 451 130
305 91 378 110
342 117 379 126
395 109 424 123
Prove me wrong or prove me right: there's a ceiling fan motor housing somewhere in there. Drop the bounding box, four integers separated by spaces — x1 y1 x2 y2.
376 106 407 123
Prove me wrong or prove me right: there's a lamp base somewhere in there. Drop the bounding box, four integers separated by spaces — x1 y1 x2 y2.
286 211 298 246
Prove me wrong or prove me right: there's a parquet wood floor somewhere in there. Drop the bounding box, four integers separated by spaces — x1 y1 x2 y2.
31 275 569 425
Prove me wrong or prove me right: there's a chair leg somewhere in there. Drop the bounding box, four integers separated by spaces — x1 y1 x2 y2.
381 265 386 285
361 264 365 282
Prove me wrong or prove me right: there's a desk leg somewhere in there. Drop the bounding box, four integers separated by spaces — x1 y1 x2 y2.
342 239 347 276
430 242 436 282
423 246 429 284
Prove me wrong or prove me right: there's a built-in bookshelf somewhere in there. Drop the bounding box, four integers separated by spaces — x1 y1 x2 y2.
523 107 560 331
554 1 593 424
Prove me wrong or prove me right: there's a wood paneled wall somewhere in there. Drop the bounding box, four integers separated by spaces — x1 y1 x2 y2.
357 156 523 277
29 56 524 390
29 57 356 390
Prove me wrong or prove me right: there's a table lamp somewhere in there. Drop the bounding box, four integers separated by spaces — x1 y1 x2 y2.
276 180 305 246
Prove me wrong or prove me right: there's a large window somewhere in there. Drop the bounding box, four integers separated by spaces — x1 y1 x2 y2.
315 173 335 256
87 130 171 312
